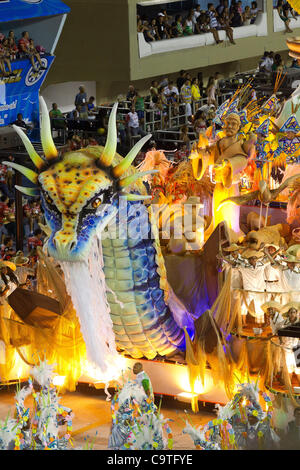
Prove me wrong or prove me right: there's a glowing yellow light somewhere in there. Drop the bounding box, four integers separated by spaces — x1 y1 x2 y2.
52 375 66 387
177 391 198 402
81 355 127 384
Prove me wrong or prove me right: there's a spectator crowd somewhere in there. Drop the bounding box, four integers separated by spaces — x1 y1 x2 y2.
47 73 224 157
0 29 46 77
137 0 263 45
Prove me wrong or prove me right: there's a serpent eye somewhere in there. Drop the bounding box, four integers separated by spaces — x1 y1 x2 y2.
85 194 104 211
92 198 102 209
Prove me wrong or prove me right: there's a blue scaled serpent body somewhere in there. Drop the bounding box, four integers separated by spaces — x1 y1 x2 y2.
5 99 186 360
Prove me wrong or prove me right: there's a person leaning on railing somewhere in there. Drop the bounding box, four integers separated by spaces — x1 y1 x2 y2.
156 14 171 39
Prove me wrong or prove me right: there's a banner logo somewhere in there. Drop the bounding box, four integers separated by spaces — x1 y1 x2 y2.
25 58 48 87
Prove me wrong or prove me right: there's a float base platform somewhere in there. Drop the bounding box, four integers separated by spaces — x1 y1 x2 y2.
78 355 228 406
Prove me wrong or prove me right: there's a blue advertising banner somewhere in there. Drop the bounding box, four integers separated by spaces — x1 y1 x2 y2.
0 54 55 130
0 0 70 22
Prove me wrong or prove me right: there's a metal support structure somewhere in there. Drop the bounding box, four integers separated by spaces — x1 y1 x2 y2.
15 170 23 252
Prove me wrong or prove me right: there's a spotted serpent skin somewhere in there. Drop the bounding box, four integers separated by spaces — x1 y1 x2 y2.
20 144 185 358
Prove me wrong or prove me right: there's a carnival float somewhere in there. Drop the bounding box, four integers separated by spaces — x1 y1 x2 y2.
2 44 300 437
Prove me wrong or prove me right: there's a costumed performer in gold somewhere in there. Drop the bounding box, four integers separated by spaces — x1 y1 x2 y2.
191 113 257 241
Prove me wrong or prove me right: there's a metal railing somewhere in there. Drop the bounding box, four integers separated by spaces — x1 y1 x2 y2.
50 92 233 147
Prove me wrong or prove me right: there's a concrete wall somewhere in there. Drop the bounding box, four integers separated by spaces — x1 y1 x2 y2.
41 0 131 104
41 81 96 113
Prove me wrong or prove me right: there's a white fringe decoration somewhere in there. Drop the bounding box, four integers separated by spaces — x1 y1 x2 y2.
61 235 119 373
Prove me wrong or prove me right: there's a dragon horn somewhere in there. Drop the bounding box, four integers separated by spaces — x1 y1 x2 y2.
121 194 152 201
112 134 152 178
15 185 40 197
99 102 118 167
119 170 158 188
39 96 58 161
2 161 38 184
12 125 45 170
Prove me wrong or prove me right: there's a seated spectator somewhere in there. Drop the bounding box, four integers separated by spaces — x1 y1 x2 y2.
0 39 14 77
218 10 235 43
277 0 293 32
68 105 81 120
157 14 171 39
150 18 160 40
163 15 174 38
173 15 184 37
87 96 96 112
250 1 260 23
18 31 46 72
144 18 158 42
183 13 194 35
230 4 244 27
7 36 18 61
137 18 146 33
126 105 147 137
12 113 30 131
207 4 224 44
243 5 253 25
158 9 172 24
49 103 66 129
196 13 210 34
